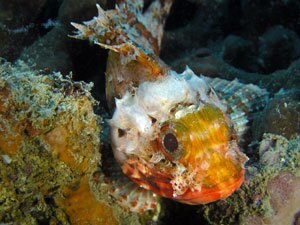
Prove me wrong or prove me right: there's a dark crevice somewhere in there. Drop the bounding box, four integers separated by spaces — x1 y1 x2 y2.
164 0 197 31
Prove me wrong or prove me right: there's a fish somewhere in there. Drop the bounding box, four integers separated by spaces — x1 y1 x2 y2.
71 0 268 210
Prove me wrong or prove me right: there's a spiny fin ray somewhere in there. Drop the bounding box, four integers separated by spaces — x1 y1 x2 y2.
205 77 269 141
70 2 171 75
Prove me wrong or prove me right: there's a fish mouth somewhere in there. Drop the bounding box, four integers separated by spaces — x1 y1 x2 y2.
122 157 245 204
174 169 245 204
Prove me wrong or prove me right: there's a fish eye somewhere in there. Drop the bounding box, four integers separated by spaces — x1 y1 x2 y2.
163 133 178 152
158 122 187 161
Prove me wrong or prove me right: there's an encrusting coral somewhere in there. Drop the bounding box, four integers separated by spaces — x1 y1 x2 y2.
0 59 110 224
0 59 152 224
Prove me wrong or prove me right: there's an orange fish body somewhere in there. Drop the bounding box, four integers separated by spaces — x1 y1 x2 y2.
71 0 267 207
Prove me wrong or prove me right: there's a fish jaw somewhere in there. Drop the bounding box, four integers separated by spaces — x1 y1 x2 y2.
121 152 245 204
174 169 245 204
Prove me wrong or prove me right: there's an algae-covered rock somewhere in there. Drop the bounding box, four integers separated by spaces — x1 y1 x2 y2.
252 90 300 139
198 134 300 225
0 60 154 224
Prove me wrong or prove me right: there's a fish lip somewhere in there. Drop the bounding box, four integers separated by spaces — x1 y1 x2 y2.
173 169 245 205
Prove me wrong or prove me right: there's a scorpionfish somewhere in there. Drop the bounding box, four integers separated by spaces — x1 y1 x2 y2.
71 0 268 210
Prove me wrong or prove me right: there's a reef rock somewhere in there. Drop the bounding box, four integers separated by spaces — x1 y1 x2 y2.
222 35 258 72
198 133 300 225
252 90 300 139
258 25 300 73
0 0 54 60
0 60 152 225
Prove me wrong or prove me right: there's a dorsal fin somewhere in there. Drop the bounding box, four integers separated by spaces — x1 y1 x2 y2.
70 0 172 58
70 1 173 109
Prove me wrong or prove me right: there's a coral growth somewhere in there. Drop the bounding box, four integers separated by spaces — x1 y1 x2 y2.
0 60 153 224
0 59 106 224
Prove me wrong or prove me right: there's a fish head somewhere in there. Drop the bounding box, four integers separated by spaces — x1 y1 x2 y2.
109 68 247 204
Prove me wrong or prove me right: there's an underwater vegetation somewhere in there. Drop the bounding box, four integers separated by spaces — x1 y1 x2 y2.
0 0 299 225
